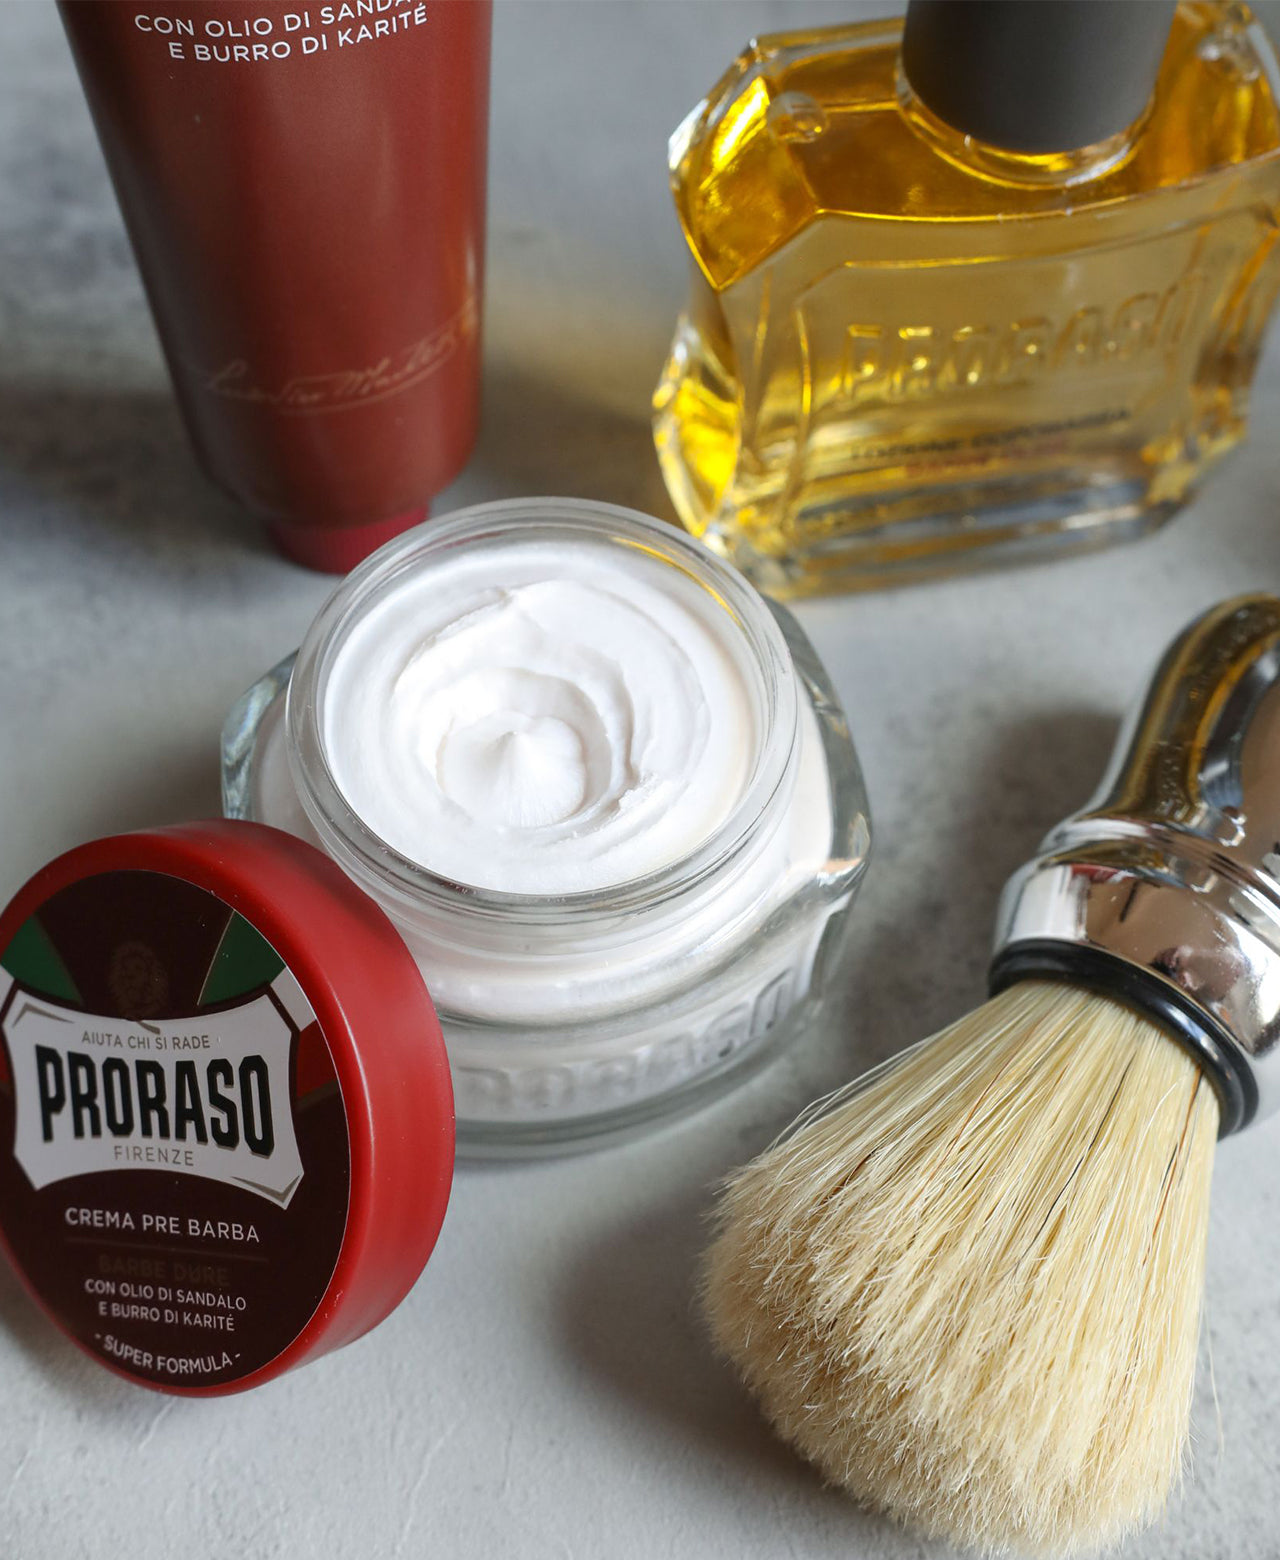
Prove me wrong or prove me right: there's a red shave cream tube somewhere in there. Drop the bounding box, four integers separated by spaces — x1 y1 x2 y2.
59 0 491 571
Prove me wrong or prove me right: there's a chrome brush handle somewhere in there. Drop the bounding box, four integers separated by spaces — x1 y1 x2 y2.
992 595 1280 1134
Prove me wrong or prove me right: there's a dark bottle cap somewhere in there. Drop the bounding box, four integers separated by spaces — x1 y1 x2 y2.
901 0 1178 155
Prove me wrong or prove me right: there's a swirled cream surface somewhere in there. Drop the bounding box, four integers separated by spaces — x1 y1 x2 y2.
319 542 759 894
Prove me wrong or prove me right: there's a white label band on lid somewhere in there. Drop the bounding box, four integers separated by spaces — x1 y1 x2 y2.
3 987 305 1207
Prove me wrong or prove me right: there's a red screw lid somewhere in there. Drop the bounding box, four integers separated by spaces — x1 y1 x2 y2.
0 820 453 1395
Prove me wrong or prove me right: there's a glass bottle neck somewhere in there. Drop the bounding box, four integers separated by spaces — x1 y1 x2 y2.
895 62 1148 190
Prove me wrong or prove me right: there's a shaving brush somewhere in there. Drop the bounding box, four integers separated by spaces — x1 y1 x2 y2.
705 595 1280 1556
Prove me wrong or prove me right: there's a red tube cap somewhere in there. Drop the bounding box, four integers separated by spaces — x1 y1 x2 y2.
0 820 453 1395
268 507 430 573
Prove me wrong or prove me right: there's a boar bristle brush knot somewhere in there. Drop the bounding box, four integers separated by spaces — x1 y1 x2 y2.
703 595 1280 1556
704 981 1217 1554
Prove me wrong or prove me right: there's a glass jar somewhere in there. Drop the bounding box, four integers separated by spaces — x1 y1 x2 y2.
222 500 870 1151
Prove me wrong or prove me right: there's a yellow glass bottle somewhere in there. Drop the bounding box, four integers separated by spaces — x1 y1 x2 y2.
653 1 1280 596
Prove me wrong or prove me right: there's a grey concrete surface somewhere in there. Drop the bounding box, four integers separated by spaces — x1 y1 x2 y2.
1 2 1279 1558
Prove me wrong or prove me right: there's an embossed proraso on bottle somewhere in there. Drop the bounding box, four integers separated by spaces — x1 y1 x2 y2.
653 1 1280 596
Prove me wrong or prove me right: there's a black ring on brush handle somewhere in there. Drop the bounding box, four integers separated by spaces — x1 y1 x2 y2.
989 940 1255 1136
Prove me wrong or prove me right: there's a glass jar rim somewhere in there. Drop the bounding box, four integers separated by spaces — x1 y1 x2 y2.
285 498 800 927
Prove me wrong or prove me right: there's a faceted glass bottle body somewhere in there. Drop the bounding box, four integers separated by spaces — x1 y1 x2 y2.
653 2 1280 596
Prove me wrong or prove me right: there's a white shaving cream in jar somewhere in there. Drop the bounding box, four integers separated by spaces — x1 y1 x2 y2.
227 501 870 1147
322 547 757 895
